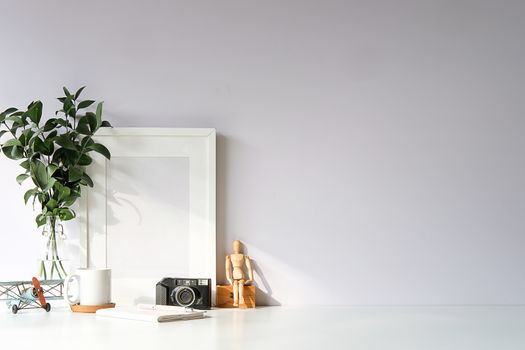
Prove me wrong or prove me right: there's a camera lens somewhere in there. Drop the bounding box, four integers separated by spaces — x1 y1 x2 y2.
171 286 196 307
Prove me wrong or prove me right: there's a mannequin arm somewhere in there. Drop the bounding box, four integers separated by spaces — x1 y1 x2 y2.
225 256 233 284
245 256 254 283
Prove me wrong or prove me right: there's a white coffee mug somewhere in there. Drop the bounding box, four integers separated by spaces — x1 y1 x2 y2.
64 268 111 305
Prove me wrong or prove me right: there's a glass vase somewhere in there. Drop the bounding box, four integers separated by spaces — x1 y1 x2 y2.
39 216 68 280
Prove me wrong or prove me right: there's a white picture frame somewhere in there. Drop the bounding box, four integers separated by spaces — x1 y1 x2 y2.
79 128 216 305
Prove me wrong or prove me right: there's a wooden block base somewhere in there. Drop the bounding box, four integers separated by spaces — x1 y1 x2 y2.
216 285 256 308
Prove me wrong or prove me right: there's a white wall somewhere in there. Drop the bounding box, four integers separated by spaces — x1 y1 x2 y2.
0 0 524 305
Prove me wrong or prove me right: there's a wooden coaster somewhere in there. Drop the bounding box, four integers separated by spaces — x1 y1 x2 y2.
69 303 116 313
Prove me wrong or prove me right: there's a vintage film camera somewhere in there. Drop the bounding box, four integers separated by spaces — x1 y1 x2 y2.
156 278 212 310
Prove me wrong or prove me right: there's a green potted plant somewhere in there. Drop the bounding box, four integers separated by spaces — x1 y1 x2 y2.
0 87 111 279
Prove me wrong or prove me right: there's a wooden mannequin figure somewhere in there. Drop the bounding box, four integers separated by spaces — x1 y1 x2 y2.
225 240 254 307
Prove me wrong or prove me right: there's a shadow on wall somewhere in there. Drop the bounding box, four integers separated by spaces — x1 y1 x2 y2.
216 133 228 286
240 242 281 306
252 259 281 306
216 135 280 305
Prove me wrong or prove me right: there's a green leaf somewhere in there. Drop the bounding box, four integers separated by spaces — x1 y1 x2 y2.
43 118 57 131
52 181 63 191
26 101 43 124
54 119 72 128
85 112 97 132
44 139 54 155
19 129 35 146
2 145 24 160
43 178 56 192
87 143 110 160
47 164 58 177
36 192 46 205
11 146 24 159
63 150 78 166
51 148 67 165
32 136 44 152
1 139 21 158
3 138 22 147
81 172 94 187
2 146 13 159
69 167 83 182
81 136 94 148
74 86 86 100
63 87 72 97
63 193 79 207
78 154 92 166
18 133 28 146
36 214 47 227
33 137 54 156
100 120 112 127
63 97 74 116
95 102 103 129
46 130 58 140
76 116 92 135
31 160 49 189
5 115 24 126
16 174 29 185
55 134 77 151
24 188 38 204
20 160 30 170
58 186 71 202
58 208 75 221
0 130 7 138
0 107 18 116
25 129 35 139
67 106 76 118
46 199 58 211
77 100 95 109
0 107 18 122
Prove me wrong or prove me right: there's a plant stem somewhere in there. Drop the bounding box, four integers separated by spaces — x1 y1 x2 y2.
72 101 77 129
39 216 68 280
40 260 47 281
58 260 67 277
56 264 63 280
2 121 17 138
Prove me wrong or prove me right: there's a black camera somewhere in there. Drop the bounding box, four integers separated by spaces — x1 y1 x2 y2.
156 278 212 310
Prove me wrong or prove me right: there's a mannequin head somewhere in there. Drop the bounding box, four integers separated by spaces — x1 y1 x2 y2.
233 240 242 254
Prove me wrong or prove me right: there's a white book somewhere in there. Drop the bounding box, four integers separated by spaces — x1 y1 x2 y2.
96 304 206 323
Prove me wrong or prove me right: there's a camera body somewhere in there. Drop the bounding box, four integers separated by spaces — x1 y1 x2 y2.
156 278 212 310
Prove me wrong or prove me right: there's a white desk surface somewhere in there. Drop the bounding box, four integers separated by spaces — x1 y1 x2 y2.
1 302 525 350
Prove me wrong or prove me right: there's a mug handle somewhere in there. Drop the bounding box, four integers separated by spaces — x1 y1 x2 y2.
64 274 80 305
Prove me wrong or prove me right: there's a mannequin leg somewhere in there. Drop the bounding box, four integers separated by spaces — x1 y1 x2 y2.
238 279 245 305
233 280 239 306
